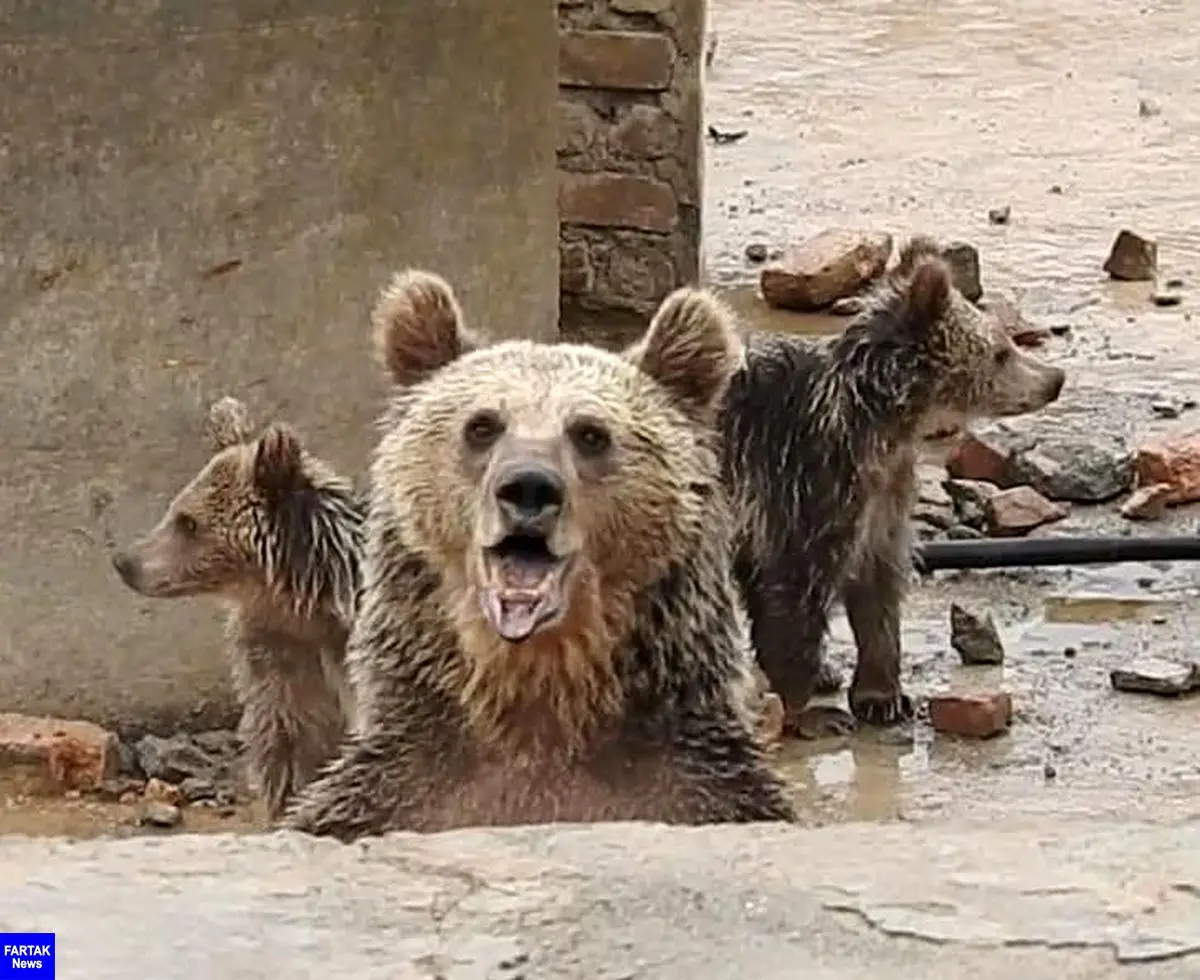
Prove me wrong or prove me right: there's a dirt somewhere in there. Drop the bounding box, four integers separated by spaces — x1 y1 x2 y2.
707 0 1200 829
4 0 1200 840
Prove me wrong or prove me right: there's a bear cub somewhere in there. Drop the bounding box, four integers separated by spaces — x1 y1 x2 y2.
112 397 364 819
285 268 794 840
722 238 1066 737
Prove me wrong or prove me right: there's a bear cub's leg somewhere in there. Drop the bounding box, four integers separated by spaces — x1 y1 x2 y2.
747 575 856 739
231 629 348 821
841 541 914 726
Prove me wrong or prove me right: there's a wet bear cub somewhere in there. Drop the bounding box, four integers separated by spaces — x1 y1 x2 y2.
112 397 363 819
723 238 1066 736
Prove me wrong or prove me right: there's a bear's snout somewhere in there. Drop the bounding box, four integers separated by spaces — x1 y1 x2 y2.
494 464 566 536
111 551 140 588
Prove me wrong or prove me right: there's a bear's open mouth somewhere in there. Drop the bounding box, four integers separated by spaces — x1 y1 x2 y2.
479 533 571 643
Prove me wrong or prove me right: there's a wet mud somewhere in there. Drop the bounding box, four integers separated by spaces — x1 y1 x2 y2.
707 0 1200 826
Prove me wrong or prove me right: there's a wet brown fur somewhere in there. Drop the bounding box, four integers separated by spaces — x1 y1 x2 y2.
722 238 1066 735
111 398 364 820
285 272 793 841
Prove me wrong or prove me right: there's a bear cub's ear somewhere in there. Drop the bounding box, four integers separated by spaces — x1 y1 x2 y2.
624 287 744 421
890 237 954 338
253 424 306 499
204 396 254 451
372 269 481 387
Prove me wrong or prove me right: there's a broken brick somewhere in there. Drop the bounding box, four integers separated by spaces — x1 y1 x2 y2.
0 712 119 794
929 692 1013 739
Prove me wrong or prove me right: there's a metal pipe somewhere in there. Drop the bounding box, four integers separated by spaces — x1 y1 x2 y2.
913 536 1200 572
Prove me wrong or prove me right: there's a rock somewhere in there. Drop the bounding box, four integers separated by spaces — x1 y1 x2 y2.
137 800 183 829
916 465 952 506
134 734 219 784
981 295 1050 348
760 229 892 312
1150 399 1181 419
1103 230 1157 282
913 501 954 530
987 205 1011 225
929 692 1013 738
948 427 1134 504
942 478 1000 529
744 242 768 263
88 777 145 802
1007 443 1134 503
0 713 120 794
1110 658 1200 696
192 729 241 756
1133 437 1200 505
939 241 982 302
828 295 865 316
945 523 985 540
1138 97 1162 118
143 777 185 807
984 486 1068 537
180 777 217 803
945 426 1033 484
949 604 1005 665
1152 290 1182 308
1120 483 1173 521
117 739 143 778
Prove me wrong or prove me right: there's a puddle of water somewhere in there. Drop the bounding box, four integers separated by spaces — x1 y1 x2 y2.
717 284 842 336
1043 593 1178 624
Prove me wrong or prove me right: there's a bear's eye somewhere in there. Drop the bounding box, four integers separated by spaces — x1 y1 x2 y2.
569 420 613 459
463 410 505 451
175 513 199 536
994 347 1013 367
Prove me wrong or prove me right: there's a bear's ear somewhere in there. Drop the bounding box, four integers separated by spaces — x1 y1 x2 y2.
252 424 306 499
624 287 744 421
892 235 944 278
899 255 954 338
204 396 254 451
372 269 481 386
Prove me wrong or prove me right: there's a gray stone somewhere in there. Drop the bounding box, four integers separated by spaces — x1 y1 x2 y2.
943 478 1000 529
1008 442 1134 503
1110 658 1200 696
134 735 218 784
949 603 1006 665
941 241 983 302
136 800 182 829
1 822 1200 977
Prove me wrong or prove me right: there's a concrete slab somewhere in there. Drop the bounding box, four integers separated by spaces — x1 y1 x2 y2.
1 819 1197 977
0 0 558 732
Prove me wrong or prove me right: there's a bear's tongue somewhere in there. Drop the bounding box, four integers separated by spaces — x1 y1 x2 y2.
481 551 561 643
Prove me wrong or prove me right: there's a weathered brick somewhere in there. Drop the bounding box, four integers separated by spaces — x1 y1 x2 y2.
560 239 594 294
0 712 119 793
557 99 598 156
559 172 677 233
600 240 677 302
559 30 675 92
929 693 1013 739
610 104 678 159
611 0 673 13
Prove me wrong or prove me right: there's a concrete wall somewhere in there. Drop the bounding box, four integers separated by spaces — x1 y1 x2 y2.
557 0 705 345
0 0 559 733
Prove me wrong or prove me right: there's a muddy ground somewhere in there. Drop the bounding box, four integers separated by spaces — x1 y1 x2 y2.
4 0 1200 838
707 0 1200 826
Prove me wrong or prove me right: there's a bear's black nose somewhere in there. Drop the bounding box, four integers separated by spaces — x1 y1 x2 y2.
495 465 565 532
111 552 137 586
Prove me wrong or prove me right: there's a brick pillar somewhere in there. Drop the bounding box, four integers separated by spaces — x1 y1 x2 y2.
557 0 704 345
